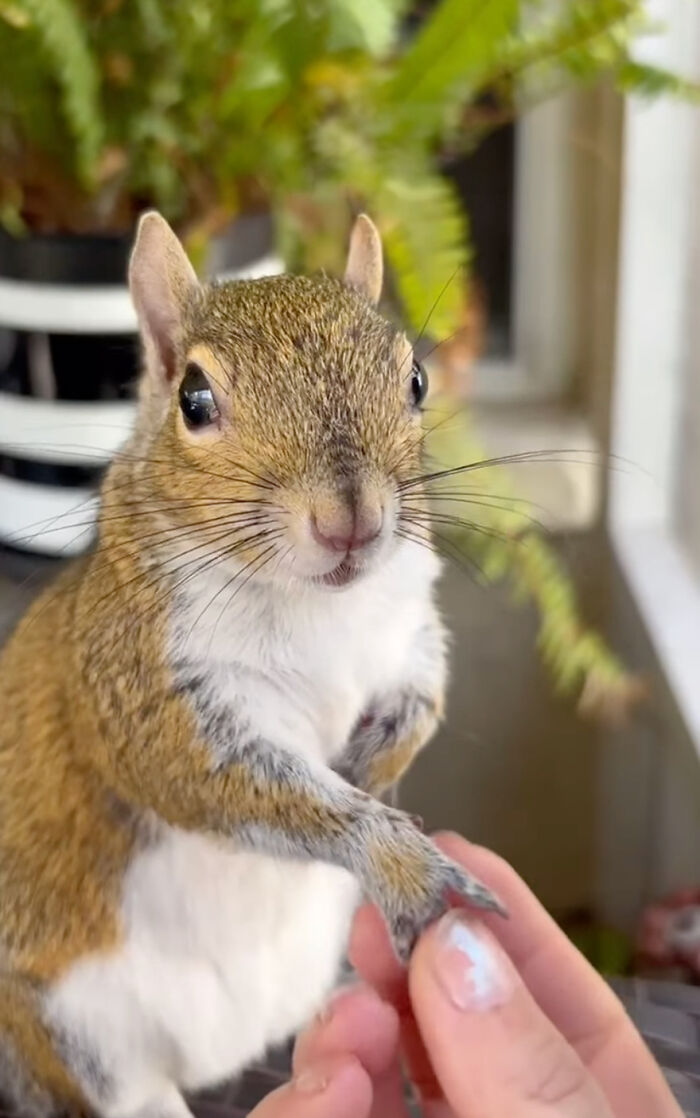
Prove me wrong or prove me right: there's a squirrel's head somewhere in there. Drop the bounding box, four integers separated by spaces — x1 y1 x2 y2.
125 211 429 590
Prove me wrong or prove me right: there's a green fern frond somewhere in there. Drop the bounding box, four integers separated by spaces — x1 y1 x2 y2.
426 400 644 724
508 533 645 723
379 0 519 148
616 60 700 100
13 0 103 182
0 3 30 28
482 0 700 105
389 0 519 106
298 115 471 337
326 0 409 56
134 0 169 47
376 168 470 339
496 0 639 82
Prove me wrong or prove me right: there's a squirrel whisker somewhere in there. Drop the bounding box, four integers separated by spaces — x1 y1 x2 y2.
399 509 526 550
91 527 281 626
185 537 285 650
112 529 286 641
397 447 604 492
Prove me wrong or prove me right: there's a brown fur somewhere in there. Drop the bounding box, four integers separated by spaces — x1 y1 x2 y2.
0 561 138 1104
0 225 489 1108
368 733 425 794
369 837 431 905
0 978 83 1109
0 268 424 1103
367 692 445 794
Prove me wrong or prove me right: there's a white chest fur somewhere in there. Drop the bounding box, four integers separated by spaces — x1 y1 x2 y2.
46 831 359 1110
45 540 439 1113
171 537 440 764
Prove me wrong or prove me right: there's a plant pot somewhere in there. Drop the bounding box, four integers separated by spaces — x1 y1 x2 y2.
0 214 283 556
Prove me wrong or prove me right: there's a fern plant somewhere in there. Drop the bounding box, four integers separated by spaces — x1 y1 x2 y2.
1 0 694 314
0 0 694 716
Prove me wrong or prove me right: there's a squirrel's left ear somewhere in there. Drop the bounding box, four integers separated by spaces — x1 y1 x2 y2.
344 214 383 305
129 211 199 383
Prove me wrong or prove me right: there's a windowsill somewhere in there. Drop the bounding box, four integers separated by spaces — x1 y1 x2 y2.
471 357 555 403
471 401 600 532
610 522 700 758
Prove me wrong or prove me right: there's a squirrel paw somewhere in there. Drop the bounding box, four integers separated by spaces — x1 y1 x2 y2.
364 814 507 964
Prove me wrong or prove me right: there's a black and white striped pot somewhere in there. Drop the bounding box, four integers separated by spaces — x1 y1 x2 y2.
0 215 283 556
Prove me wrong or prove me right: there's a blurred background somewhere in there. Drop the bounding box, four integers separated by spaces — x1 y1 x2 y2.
2 0 700 983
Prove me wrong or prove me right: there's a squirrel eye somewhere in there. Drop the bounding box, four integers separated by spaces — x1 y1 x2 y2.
179 363 220 429
410 358 428 409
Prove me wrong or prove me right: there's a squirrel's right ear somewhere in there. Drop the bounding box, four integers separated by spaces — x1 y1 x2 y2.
344 214 383 305
129 211 199 383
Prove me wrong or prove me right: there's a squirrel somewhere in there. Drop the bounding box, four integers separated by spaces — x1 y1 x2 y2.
0 212 503 1118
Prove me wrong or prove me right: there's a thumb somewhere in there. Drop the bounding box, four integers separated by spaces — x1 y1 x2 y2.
409 912 614 1117
250 1054 373 1118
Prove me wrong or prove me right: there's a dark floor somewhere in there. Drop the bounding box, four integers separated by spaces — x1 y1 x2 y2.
190 1050 290 1118
0 545 59 641
610 977 700 1117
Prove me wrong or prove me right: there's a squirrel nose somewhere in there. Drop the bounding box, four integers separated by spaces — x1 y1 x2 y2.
311 495 383 554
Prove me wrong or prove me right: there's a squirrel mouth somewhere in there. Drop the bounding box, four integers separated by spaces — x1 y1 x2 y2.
320 557 361 588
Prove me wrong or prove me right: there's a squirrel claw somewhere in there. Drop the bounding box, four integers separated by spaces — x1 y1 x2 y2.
383 855 507 964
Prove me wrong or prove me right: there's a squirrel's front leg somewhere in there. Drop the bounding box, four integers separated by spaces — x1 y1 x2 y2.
107 686 501 961
213 747 501 960
336 616 446 796
336 688 442 796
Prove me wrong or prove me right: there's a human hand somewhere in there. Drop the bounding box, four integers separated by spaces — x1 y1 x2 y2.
249 833 682 1116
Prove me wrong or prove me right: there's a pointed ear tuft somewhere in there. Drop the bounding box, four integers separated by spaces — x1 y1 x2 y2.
129 211 199 383
344 214 383 304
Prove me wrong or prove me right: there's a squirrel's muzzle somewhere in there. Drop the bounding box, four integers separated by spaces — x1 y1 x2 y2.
310 481 384 555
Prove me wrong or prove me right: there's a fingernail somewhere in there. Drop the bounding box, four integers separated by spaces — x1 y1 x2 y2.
314 980 359 1026
431 911 514 1012
294 1063 331 1095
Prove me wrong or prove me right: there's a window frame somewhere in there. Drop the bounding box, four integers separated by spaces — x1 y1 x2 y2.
608 0 700 750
